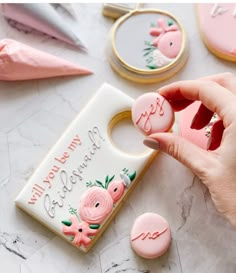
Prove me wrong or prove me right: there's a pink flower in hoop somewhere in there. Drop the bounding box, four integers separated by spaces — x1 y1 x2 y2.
62 216 98 247
149 19 178 47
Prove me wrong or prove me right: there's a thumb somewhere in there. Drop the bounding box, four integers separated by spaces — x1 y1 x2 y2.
144 133 210 176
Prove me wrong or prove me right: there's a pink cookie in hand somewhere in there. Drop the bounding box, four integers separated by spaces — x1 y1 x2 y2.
130 213 171 259
132 92 174 136
179 101 219 149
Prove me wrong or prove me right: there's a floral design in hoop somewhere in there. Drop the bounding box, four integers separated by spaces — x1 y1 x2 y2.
144 18 182 69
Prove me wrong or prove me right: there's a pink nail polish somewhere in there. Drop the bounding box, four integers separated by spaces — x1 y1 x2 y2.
143 138 160 150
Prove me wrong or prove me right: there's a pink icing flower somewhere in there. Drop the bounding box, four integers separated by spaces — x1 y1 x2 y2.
149 18 182 59
79 187 113 224
107 180 125 203
62 216 98 247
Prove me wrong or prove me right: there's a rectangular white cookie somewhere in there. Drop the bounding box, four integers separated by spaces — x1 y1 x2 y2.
15 83 157 252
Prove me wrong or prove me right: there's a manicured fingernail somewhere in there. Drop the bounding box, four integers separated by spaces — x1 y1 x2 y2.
190 114 199 129
143 137 160 150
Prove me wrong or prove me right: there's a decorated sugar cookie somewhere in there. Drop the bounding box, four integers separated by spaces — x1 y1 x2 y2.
15 84 157 252
196 4 236 61
107 9 188 83
131 92 174 136
130 213 171 259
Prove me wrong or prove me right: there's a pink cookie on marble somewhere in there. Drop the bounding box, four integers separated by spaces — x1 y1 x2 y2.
197 4 236 62
130 213 171 259
131 92 174 136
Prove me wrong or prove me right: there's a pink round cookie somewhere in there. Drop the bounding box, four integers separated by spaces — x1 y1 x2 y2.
130 213 171 259
132 92 174 136
197 4 236 61
179 101 219 149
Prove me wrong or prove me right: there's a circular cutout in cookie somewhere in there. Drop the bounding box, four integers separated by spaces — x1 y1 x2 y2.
109 111 148 155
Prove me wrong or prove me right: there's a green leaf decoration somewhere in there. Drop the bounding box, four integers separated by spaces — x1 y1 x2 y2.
144 40 153 46
146 57 153 64
69 236 74 242
89 224 100 229
105 175 109 183
143 51 150 57
69 206 78 215
143 47 152 51
109 175 115 182
150 22 156 27
95 180 105 188
129 171 136 182
62 220 72 226
122 168 128 174
86 181 98 187
168 19 174 26
147 64 157 69
105 174 115 189
143 50 153 57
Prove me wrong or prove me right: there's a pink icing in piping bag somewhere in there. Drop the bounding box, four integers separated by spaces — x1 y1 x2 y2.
0 39 92 81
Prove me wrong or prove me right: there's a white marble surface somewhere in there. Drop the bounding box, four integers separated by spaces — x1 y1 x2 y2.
0 3 235 273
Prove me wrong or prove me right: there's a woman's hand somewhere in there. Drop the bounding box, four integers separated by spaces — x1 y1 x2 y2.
144 73 236 227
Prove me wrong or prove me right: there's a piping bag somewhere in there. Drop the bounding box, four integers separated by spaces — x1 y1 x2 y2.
0 39 92 81
1 3 86 50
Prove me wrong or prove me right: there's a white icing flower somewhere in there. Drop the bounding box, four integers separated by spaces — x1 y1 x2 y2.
152 49 173 67
120 173 131 187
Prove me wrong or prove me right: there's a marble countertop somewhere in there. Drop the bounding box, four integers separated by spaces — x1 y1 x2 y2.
0 3 235 273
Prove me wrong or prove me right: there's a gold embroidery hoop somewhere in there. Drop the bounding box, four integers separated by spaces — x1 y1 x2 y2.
107 8 188 84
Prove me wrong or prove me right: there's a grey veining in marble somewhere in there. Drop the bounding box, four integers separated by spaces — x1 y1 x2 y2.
0 3 235 273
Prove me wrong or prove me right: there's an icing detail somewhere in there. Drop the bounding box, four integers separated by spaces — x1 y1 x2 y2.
86 174 115 189
80 169 136 223
61 219 72 226
130 213 171 259
63 168 136 247
89 224 100 229
120 173 131 187
121 168 136 186
28 184 45 204
135 97 165 134
210 4 228 17
144 18 182 69
198 4 236 60
131 227 168 241
79 187 114 224
15 84 157 252
132 93 174 136
62 216 98 247
107 181 125 203
167 19 174 26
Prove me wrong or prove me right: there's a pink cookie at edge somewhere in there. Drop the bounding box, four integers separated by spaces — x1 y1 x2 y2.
130 213 171 259
179 101 220 150
132 92 174 136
